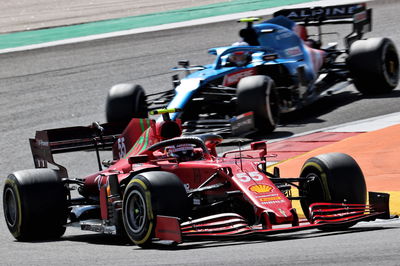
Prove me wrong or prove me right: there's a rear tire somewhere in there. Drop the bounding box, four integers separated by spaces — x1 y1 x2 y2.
347 37 399 94
122 171 189 247
3 169 68 241
106 83 148 123
299 153 366 229
237 75 280 134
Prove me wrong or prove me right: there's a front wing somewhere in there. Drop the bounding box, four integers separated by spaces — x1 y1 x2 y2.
154 195 390 244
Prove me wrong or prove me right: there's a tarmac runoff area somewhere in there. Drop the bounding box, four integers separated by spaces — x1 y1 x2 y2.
257 112 400 216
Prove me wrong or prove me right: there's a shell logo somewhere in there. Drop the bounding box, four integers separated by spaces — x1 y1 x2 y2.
249 184 273 193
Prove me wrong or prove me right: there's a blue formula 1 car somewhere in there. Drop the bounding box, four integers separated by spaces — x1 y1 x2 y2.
106 2 399 135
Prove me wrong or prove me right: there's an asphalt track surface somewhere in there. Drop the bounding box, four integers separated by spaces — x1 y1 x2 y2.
1 1 400 265
0 0 230 33
0 0 315 49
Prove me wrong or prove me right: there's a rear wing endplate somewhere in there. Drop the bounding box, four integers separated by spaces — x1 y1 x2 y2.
29 122 125 177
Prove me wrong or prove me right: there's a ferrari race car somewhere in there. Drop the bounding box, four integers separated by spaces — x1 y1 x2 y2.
106 2 399 136
3 110 391 247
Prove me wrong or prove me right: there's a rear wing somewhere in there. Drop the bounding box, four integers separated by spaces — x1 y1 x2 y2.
273 3 369 23
29 122 126 177
274 3 372 47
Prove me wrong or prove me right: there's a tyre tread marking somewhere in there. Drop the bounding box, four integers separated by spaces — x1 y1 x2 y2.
128 178 154 245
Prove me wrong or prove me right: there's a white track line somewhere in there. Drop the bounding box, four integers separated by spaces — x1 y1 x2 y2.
0 0 370 54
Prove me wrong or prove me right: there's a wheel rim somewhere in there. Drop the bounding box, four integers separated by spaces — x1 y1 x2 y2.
125 190 147 233
302 173 325 202
264 82 279 127
4 187 18 227
265 82 274 125
383 45 399 86
300 172 326 219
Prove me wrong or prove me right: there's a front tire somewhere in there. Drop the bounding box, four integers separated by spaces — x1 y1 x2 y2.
237 75 280 134
3 169 68 241
122 171 189 247
347 37 399 94
299 153 367 229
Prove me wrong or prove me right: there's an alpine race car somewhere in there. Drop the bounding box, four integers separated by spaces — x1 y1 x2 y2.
105 2 399 135
3 109 390 247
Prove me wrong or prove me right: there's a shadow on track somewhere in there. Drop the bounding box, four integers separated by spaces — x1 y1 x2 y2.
55 223 397 250
278 89 400 130
157 225 398 251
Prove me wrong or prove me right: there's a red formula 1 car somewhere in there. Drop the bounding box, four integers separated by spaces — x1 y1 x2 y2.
3 110 390 246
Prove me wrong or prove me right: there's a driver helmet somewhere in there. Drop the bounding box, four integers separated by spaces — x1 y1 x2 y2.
166 144 195 162
227 41 251 67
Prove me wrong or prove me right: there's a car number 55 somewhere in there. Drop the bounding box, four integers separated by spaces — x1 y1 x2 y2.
235 172 264 182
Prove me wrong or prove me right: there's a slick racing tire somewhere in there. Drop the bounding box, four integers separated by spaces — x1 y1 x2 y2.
122 171 190 247
237 75 280 134
3 169 68 241
299 153 366 230
347 37 399 95
106 83 148 123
